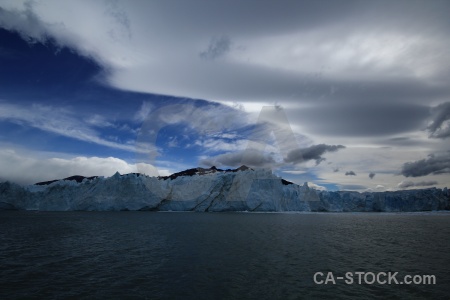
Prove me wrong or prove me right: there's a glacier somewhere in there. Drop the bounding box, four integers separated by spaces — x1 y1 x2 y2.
0 167 449 212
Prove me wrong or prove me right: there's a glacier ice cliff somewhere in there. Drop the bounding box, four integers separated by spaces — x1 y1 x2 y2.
0 168 449 212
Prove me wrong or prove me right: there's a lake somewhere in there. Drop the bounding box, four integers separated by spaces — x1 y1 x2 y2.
1 211 449 299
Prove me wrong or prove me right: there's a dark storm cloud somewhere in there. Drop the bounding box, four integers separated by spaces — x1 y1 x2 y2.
401 152 450 177
369 172 375 179
200 35 231 60
345 171 356 176
284 144 345 165
199 149 276 169
290 102 429 137
340 184 367 191
201 143 345 168
427 102 450 139
398 180 438 189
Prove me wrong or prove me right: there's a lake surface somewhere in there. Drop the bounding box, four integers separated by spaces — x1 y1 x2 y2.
1 211 449 299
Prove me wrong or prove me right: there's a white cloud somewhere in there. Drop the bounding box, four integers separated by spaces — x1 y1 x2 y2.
233 31 447 81
134 101 153 123
282 170 308 175
307 182 327 191
84 114 115 128
375 185 385 191
210 132 238 139
136 103 250 153
0 101 146 153
195 138 249 153
0 148 168 185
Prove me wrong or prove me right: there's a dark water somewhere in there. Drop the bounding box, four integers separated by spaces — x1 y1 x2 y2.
1 211 449 299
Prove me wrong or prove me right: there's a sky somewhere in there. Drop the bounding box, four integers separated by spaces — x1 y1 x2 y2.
0 0 449 191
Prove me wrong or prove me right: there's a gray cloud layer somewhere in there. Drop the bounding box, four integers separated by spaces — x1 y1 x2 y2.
398 180 438 189
427 102 450 139
401 152 450 177
200 35 231 60
284 144 345 165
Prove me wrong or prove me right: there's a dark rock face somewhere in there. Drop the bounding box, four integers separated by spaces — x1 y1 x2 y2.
158 165 253 180
281 179 294 185
35 175 98 186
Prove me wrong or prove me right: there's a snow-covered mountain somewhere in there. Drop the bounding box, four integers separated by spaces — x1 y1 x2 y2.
0 166 449 212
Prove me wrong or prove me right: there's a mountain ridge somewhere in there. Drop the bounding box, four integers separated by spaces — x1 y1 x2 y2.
33 166 257 185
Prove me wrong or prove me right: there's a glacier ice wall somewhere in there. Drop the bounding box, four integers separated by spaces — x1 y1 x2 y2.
0 169 449 212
